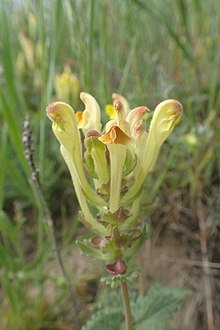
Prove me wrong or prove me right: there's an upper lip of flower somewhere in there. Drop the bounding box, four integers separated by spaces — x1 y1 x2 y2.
75 92 101 133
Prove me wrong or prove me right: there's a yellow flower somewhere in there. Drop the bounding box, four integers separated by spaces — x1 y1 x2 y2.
47 92 182 266
54 65 80 106
46 102 105 207
99 99 133 213
47 93 182 227
76 92 101 133
123 99 183 202
99 126 132 145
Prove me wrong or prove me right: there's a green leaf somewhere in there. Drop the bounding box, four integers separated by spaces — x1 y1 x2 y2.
0 125 8 209
81 308 121 330
133 284 189 330
82 284 188 330
76 240 111 261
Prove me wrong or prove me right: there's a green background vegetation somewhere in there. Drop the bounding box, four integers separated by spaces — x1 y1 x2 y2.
0 0 219 329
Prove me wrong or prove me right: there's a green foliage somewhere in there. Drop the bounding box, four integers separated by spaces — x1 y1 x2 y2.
0 210 72 330
81 308 121 330
82 284 189 330
132 284 189 330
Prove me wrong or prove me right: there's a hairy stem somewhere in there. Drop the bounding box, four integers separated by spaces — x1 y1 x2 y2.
120 278 133 330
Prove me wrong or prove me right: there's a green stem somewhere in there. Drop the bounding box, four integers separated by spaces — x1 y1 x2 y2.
88 0 95 92
120 278 133 330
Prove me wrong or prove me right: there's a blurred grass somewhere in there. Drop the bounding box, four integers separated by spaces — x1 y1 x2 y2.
0 0 220 329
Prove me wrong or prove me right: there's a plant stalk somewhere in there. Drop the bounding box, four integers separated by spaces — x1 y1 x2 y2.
120 278 133 330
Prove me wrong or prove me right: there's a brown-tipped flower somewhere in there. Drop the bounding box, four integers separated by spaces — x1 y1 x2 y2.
126 106 150 140
123 99 183 202
98 126 132 145
113 98 125 122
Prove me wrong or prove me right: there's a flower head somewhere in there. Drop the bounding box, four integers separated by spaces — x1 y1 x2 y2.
47 92 182 268
54 65 80 106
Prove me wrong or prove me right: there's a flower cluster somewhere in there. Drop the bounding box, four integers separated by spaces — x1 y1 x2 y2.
46 93 182 274
54 65 80 107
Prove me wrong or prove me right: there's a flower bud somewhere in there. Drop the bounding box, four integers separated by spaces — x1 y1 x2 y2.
106 259 127 275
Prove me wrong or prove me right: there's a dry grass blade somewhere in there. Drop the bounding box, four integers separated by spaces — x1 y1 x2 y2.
197 194 214 330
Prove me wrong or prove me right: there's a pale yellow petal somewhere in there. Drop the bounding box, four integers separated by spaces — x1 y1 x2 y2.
77 92 101 132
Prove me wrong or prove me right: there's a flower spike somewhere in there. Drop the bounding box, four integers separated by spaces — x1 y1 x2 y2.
47 92 182 269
